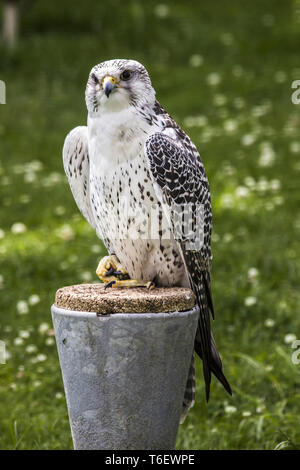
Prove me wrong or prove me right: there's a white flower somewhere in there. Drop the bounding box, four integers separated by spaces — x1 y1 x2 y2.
183 115 207 128
5 350 11 360
36 354 47 362
80 271 93 282
26 160 43 172
42 172 64 187
290 141 300 153
259 142 275 167
154 4 169 18
189 54 203 67
233 96 245 108
45 337 55 346
24 172 36 183
257 178 269 192
236 186 249 198
270 179 281 191
38 323 50 335
223 164 236 176
91 245 101 254
284 333 297 344
256 406 265 414
225 405 237 414
220 194 234 209
224 119 237 133
33 380 41 388
17 300 29 315
26 344 37 354
273 196 284 206
221 33 233 46
245 296 257 307
241 134 256 146
59 261 69 271
265 365 274 372
215 94 227 107
207 73 221 86
54 206 66 216
244 176 256 188
223 233 233 243
28 294 40 306
11 223 27 234
19 330 30 339
14 338 24 346
0 229 5 239
194 115 207 126
252 105 268 117
274 71 287 83
248 267 259 281
265 318 275 328
242 411 252 417
57 224 74 241
55 392 63 399
212 233 220 243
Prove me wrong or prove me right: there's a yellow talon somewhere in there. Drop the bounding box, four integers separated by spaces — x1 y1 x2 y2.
96 255 155 289
96 255 128 282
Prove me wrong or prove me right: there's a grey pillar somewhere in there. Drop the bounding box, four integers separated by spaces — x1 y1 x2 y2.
51 284 198 450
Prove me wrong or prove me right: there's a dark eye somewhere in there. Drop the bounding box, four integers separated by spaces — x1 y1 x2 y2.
120 70 132 81
91 73 99 84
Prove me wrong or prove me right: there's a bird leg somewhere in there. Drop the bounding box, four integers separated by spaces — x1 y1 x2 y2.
96 255 155 290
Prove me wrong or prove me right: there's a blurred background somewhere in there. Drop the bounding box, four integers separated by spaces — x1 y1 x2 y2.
0 0 300 450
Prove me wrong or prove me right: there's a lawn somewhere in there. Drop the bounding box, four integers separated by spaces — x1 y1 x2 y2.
0 0 300 450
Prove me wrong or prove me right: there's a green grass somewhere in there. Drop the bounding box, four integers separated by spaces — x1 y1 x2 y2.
0 0 300 450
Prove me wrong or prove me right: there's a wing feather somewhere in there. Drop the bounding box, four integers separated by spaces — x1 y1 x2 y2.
63 126 97 230
145 131 231 400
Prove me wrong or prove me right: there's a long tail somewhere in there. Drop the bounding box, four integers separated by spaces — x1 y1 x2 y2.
194 331 232 398
194 269 232 400
180 250 232 415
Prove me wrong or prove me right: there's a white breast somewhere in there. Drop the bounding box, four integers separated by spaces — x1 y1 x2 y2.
87 106 188 287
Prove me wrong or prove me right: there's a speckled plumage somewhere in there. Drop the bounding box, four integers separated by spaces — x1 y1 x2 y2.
63 59 231 420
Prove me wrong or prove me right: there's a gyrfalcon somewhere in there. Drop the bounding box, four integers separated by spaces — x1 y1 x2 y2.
63 59 232 421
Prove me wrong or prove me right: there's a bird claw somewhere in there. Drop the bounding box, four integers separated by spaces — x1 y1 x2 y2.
96 255 155 290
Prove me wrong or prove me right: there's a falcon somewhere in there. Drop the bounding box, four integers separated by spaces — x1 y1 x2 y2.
63 59 232 421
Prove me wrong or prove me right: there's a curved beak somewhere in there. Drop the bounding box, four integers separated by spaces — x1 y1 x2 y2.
102 76 118 98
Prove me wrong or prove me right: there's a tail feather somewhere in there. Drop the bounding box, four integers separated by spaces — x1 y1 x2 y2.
180 355 196 423
193 270 232 400
195 331 232 397
180 250 231 418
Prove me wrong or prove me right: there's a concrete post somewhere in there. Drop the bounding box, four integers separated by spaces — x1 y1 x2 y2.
51 284 198 450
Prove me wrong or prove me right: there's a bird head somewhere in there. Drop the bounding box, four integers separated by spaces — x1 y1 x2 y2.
85 59 156 114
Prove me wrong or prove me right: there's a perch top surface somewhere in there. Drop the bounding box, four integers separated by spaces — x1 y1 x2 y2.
55 283 195 315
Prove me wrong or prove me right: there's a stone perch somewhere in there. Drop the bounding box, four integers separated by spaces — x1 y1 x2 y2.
51 284 199 450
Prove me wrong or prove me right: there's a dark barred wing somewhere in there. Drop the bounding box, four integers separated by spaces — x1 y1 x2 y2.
145 132 232 401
